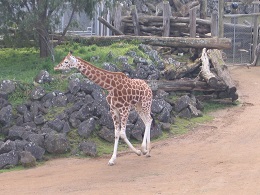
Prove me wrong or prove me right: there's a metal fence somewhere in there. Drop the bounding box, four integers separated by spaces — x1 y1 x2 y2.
223 16 256 64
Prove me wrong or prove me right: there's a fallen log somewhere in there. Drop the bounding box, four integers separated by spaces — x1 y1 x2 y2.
98 17 124 35
207 49 238 101
147 78 227 92
164 58 201 80
69 35 231 50
200 48 218 87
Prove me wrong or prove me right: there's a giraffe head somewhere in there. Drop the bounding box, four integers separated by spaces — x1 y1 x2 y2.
54 51 78 71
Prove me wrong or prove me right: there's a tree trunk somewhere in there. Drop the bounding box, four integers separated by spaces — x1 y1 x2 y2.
38 28 51 58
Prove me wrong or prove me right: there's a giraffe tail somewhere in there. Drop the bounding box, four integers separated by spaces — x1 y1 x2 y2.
151 113 156 128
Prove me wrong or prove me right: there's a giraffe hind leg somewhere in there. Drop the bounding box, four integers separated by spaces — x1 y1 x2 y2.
119 107 141 156
135 103 152 156
141 114 152 157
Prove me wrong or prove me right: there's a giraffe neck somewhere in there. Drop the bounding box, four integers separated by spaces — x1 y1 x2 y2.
75 57 126 90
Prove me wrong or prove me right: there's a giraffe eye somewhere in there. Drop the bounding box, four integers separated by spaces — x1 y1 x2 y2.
65 61 68 64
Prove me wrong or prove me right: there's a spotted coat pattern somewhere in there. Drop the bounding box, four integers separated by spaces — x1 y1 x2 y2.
54 52 153 165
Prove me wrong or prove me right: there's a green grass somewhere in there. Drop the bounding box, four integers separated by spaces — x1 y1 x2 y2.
203 100 239 113
0 48 49 82
0 42 152 106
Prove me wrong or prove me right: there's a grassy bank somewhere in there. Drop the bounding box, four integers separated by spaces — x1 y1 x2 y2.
0 43 237 169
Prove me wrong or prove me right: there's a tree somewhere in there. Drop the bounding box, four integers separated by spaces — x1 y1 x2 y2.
0 0 99 60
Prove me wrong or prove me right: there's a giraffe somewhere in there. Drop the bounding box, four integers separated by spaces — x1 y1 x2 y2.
54 51 153 165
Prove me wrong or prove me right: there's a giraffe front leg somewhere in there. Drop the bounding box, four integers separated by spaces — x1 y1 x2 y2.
108 107 120 166
108 129 120 166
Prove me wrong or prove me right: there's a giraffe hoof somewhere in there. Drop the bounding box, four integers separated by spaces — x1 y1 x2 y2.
141 148 148 155
136 150 142 156
108 159 116 166
145 153 151 158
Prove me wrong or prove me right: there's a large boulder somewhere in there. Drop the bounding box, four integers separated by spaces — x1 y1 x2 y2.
44 133 70 154
7 125 26 140
0 151 19 169
99 110 114 130
157 107 172 123
102 62 120 72
0 105 13 127
34 70 53 84
0 80 16 95
0 140 16 154
19 151 36 168
24 142 45 160
80 79 101 94
79 141 97 157
151 99 172 114
0 98 9 110
52 92 68 107
175 95 191 112
68 78 81 95
98 126 114 143
30 86 46 100
48 119 64 132
78 118 96 139
27 133 45 148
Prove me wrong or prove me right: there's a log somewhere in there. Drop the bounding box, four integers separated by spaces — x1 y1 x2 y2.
207 49 238 101
122 16 212 26
98 17 124 35
200 48 218 87
71 35 232 50
164 59 201 79
172 0 199 16
147 78 227 92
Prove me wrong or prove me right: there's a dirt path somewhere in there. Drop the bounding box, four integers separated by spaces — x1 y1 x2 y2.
1 66 260 195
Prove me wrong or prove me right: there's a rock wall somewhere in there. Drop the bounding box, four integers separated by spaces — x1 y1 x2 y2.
0 44 203 169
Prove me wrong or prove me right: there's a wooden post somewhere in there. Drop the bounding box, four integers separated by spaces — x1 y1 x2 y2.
199 0 207 19
189 7 197 37
131 5 140 36
252 4 259 65
163 1 171 37
114 2 123 32
218 0 224 38
211 11 218 37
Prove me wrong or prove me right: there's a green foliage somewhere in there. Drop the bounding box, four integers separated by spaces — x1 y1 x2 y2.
0 0 103 57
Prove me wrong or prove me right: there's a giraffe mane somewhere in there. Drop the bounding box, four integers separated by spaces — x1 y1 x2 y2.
76 57 128 78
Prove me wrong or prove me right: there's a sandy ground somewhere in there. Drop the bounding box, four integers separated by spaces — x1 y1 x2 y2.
1 66 260 195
